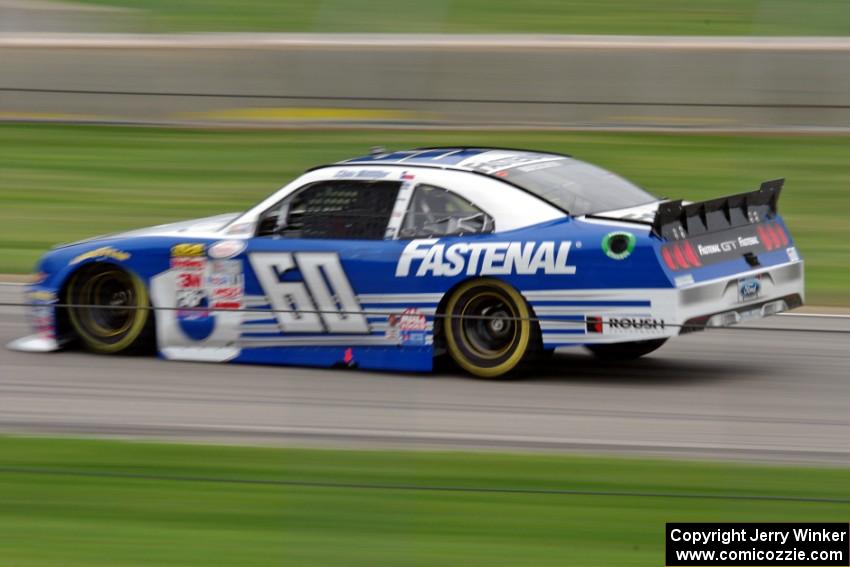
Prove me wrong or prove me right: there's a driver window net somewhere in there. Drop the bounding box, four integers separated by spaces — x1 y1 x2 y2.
277 180 400 240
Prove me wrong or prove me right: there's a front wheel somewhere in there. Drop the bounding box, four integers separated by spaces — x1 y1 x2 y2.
443 279 537 378
586 339 667 361
66 265 153 354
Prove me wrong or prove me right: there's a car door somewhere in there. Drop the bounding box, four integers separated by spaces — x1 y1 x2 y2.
240 178 403 346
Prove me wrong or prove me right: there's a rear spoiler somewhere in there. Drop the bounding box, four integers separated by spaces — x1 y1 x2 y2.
651 179 783 240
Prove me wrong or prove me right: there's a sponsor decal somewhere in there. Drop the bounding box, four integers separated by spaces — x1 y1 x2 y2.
787 246 800 262
586 315 604 334
608 317 666 331
396 239 577 277
28 290 57 302
208 240 246 260
601 231 636 260
176 271 203 290
208 260 244 310
171 243 204 257
212 286 242 300
171 257 205 270
696 235 761 257
385 307 428 345
172 243 213 339
385 313 401 343
26 289 58 339
31 304 55 339
69 246 130 265
674 274 695 287
738 275 761 302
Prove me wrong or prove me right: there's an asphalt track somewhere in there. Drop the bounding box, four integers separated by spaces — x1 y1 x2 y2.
1 283 849 464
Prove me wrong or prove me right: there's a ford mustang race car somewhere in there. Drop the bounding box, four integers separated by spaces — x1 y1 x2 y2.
9 147 804 378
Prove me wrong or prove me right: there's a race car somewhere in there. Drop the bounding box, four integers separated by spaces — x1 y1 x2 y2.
9 147 804 378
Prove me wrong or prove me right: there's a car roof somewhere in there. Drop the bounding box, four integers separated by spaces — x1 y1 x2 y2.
332 147 571 174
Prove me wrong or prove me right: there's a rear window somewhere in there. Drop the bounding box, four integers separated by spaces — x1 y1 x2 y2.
494 158 657 216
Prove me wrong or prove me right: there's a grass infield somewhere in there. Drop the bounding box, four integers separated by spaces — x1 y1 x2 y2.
0 436 849 566
64 0 850 35
1 124 848 303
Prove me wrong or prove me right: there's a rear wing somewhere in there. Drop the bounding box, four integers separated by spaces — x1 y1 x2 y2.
651 179 784 240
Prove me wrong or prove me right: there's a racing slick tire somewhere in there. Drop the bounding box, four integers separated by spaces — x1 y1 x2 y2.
443 279 538 378
586 339 667 361
65 264 154 354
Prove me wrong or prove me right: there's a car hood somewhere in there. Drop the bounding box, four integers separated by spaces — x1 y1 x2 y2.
54 212 242 249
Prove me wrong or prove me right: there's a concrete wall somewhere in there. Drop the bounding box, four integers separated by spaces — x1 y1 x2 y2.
1 35 849 129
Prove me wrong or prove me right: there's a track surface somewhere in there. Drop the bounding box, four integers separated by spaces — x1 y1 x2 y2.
1 284 849 464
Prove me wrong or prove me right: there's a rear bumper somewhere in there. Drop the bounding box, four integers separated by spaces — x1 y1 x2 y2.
534 259 804 348
676 260 804 333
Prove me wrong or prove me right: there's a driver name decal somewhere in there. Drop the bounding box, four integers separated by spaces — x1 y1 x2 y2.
396 239 577 277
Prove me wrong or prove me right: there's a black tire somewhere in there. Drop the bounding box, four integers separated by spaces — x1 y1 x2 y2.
65 265 153 354
443 279 537 378
586 339 667 361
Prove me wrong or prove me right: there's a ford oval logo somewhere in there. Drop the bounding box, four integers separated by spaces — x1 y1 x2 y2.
739 277 761 301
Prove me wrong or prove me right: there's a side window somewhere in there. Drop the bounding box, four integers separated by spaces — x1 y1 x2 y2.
399 184 494 239
258 180 401 240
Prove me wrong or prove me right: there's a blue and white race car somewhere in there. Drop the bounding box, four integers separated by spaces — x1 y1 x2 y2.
9 147 804 378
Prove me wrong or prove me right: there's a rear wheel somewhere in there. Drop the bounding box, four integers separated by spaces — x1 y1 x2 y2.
586 339 667 361
443 279 537 378
66 265 152 354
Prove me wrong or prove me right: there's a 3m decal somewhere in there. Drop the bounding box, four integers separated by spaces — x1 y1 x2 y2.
249 252 369 334
177 272 203 289
396 240 577 277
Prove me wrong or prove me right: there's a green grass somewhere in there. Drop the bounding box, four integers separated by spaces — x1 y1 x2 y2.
1 124 848 303
0 436 848 566
66 0 850 35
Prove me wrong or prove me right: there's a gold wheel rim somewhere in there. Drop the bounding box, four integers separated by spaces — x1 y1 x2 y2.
67 266 149 354
79 271 134 337
457 291 519 360
444 279 532 379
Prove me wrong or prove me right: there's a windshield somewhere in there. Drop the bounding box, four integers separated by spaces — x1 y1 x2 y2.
494 158 657 215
